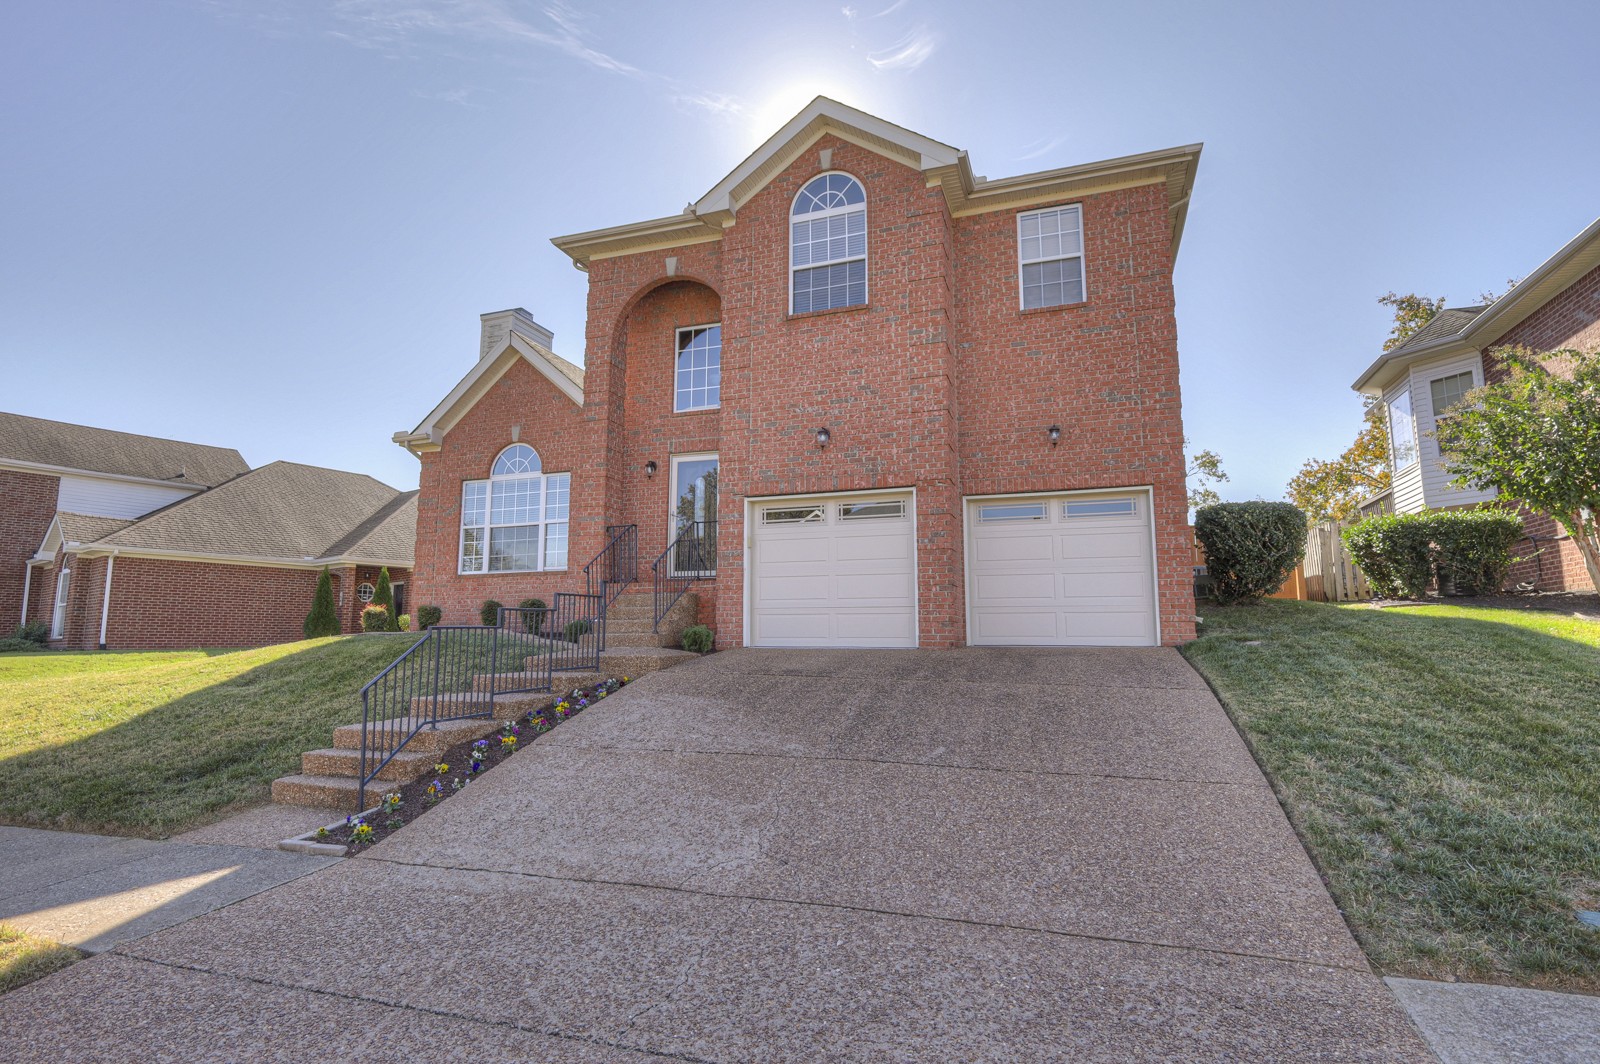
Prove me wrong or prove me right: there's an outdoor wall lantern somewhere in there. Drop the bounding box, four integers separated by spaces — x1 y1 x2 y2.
816 427 832 448
644 460 658 478
1047 425 1062 447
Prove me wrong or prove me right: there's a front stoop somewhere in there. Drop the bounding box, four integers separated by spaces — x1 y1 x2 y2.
270 640 702 813
603 590 701 648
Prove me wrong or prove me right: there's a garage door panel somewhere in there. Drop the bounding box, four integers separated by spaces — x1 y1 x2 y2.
835 611 917 641
834 532 913 563
972 610 1060 642
835 572 916 602
758 536 832 565
1058 570 1150 600
973 534 1056 564
974 572 1057 601
1057 530 1148 561
756 574 837 605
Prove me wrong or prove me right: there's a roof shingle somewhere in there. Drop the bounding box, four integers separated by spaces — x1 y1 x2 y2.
0 411 249 487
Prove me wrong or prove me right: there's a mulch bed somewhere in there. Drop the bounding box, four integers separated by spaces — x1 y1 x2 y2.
318 677 629 854
1369 590 1600 621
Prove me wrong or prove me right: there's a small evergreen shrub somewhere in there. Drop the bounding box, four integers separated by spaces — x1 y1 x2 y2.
12 620 49 645
0 637 39 653
372 568 399 631
417 605 443 630
480 599 503 627
518 598 548 634
303 568 341 638
563 618 592 641
681 624 714 654
361 605 391 632
398 614 411 631
1344 509 1524 598
1193 502 1309 605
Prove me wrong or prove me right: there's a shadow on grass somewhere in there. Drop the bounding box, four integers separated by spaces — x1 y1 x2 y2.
0 635 424 838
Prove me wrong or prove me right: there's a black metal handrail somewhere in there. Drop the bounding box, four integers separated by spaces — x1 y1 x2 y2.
585 524 638 610
357 626 497 810
497 592 604 688
651 520 716 632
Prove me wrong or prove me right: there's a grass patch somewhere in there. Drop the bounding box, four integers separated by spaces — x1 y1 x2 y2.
0 923 82 995
1183 599 1600 992
0 635 422 837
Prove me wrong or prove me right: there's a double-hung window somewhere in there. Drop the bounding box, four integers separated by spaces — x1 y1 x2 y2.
791 173 867 314
675 324 721 411
459 444 570 573
1018 205 1085 309
1429 371 1475 419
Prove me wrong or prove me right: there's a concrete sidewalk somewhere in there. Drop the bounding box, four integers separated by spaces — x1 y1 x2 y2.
0 648 1437 1061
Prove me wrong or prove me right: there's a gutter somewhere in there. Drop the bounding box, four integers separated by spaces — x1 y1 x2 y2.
98 550 117 650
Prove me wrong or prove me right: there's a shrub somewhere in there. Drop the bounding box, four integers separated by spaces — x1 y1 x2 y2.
1344 509 1524 598
562 618 592 641
480 599 503 627
361 605 391 633
517 598 547 634
681 624 714 654
1193 502 1308 605
417 605 442 630
12 621 49 645
303 568 341 638
0 637 39 653
1431 510 1524 595
398 614 411 631
372 568 399 631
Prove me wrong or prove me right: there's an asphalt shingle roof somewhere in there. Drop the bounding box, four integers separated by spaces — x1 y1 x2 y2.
1384 306 1487 358
92 461 414 566
55 513 135 544
0 411 249 487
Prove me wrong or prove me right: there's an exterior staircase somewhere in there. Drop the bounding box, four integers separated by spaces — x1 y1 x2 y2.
605 588 700 648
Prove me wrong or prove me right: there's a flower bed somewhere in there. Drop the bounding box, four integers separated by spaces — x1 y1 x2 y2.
319 677 628 854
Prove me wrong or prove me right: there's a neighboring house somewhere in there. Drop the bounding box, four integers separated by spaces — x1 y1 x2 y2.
397 98 1201 648
2 411 250 632
29 461 416 649
1351 215 1600 593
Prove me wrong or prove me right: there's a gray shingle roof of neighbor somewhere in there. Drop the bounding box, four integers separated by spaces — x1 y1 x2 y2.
91 461 415 566
54 513 135 544
0 411 250 487
1383 306 1488 358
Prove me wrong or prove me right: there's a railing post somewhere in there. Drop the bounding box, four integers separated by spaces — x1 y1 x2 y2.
488 609 500 711
428 629 441 729
358 687 369 812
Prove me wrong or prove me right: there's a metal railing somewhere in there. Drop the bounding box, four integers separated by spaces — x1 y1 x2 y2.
651 520 716 632
357 626 498 810
585 524 638 611
496 590 604 686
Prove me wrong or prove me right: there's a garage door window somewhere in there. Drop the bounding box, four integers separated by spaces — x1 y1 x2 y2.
762 505 824 525
978 502 1047 522
1064 499 1136 518
839 500 905 520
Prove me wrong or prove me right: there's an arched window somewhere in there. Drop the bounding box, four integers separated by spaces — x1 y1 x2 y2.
791 173 866 314
459 445 570 574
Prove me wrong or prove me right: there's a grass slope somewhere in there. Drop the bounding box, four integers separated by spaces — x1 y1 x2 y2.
0 923 81 996
1183 599 1600 991
0 635 421 837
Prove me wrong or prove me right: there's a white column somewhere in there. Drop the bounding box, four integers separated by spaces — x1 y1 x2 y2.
98 553 116 650
20 562 33 626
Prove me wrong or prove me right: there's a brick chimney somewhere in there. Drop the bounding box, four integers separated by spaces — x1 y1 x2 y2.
479 308 554 361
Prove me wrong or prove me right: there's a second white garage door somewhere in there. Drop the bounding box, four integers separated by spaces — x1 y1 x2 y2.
966 492 1158 647
747 493 917 648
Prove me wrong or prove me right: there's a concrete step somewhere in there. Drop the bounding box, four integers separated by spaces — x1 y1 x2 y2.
300 747 438 784
332 716 498 754
271 774 364 813
599 646 700 677
472 671 602 696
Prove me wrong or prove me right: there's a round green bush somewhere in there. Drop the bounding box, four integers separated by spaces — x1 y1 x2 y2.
398 614 411 631
416 605 443 630
1194 502 1308 605
681 624 714 654
518 598 548 634
563 618 593 641
480 599 503 627
360 605 391 633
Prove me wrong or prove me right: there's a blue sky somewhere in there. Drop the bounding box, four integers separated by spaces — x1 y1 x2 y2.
3 0 1596 500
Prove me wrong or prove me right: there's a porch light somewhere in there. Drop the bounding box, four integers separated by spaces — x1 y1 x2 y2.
644 460 658 478
1048 425 1061 446
816 427 831 448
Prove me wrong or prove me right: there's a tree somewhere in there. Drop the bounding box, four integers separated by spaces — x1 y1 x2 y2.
1377 291 1445 351
1185 439 1228 511
303 568 341 639
1438 346 1600 592
372 567 399 631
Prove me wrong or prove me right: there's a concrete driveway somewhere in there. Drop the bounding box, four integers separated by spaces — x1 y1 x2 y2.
0 648 1433 1061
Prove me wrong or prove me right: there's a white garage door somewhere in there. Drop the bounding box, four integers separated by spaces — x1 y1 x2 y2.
748 493 917 648
966 493 1157 647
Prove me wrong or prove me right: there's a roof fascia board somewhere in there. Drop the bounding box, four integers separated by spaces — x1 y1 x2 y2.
1352 337 1479 395
400 336 583 450
66 543 410 571
35 515 65 557
1461 215 1600 346
0 458 210 492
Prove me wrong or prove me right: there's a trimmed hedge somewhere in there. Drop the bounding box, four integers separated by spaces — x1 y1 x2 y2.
360 605 391 633
1343 509 1524 599
517 598 548 634
480 599 503 627
563 618 592 641
1194 502 1309 605
416 605 443 630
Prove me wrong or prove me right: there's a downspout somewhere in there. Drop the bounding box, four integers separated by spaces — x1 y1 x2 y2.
20 562 33 626
98 551 117 650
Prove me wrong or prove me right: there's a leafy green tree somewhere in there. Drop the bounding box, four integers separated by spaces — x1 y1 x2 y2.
1185 439 1228 511
303 568 341 639
1438 346 1600 591
372 567 399 631
1377 291 1446 352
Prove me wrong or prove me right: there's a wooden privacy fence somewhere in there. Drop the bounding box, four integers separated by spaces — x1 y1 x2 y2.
1302 518 1372 602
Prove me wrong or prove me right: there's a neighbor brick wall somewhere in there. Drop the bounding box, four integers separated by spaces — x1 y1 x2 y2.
1 468 60 628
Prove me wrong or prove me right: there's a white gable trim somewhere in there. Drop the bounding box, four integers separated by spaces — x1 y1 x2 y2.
396 334 584 455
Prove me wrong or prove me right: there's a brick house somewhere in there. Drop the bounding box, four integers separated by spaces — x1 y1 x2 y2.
4 411 416 649
397 98 1202 648
1351 214 1600 593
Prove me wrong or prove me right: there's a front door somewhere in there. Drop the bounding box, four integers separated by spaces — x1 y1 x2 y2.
50 568 70 640
669 454 717 577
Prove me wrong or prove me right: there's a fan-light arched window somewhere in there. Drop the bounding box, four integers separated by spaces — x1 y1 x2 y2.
791 173 867 314
459 444 570 573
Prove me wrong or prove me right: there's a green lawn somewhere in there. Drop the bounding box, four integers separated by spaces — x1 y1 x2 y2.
0 635 421 837
1183 599 1600 992
0 923 81 996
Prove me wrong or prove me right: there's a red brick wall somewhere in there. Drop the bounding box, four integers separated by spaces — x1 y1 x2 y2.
342 564 415 631
1 469 60 628
412 357 594 624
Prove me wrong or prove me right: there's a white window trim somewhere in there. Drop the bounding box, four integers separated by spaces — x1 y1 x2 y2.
458 449 571 575
673 322 722 413
789 171 868 316
668 452 719 577
1388 386 1420 473
1016 203 1087 311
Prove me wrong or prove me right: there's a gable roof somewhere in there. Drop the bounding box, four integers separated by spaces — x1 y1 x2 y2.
0 411 249 488
395 323 584 455
56 512 136 544
79 461 413 568
1353 214 1600 393
552 97 1202 267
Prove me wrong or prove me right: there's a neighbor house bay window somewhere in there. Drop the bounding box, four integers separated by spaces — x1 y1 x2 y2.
459 444 570 573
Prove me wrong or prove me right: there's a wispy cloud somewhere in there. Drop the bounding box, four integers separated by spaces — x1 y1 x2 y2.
1014 135 1065 162
866 26 938 71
